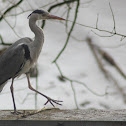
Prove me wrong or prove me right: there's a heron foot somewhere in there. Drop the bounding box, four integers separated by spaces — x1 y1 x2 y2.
11 111 23 115
44 97 63 107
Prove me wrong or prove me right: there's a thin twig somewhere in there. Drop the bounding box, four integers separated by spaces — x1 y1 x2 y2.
42 0 78 28
55 62 107 96
0 0 23 21
12 8 17 29
96 13 99 29
91 30 115 37
109 2 116 33
5 1 57 17
53 0 80 63
4 18 21 38
65 6 71 33
70 81 79 109
67 20 126 38
0 34 12 45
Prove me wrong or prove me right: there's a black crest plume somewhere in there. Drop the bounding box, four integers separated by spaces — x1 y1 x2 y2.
28 9 45 18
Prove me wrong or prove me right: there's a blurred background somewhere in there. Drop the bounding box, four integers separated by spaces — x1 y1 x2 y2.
0 0 126 110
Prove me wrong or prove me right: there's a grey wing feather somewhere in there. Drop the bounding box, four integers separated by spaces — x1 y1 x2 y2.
0 45 26 85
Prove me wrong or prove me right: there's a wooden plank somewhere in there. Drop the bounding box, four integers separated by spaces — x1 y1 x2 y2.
0 108 126 121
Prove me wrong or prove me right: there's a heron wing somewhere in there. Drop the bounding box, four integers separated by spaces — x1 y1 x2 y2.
0 44 30 85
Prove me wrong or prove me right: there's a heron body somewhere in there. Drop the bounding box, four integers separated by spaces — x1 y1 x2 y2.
0 9 64 114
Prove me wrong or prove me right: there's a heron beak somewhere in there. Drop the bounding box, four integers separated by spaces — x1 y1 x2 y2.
48 14 65 20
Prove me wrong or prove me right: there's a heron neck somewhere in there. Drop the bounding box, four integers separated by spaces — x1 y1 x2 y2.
29 16 44 63
29 17 44 46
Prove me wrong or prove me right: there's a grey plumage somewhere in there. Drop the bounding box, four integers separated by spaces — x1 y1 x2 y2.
0 37 32 88
0 9 65 114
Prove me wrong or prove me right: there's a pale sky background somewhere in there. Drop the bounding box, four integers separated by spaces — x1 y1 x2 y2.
0 0 126 110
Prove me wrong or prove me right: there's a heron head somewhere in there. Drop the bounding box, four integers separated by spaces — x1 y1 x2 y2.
28 9 65 20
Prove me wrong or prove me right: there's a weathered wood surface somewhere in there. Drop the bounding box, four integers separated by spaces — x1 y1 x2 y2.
0 108 126 121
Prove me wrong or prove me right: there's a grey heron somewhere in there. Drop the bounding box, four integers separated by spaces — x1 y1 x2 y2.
0 9 65 114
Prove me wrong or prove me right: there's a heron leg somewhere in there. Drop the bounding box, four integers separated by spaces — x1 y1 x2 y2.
10 78 21 115
26 73 63 107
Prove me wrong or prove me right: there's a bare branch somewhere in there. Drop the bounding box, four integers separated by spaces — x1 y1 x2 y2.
98 49 126 79
0 0 23 21
86 37 126 103
86 37 109 79
66 19 126 39
55 62 107 97
48 0 78 12
42 0 78 28
53 0 80 63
